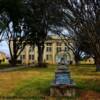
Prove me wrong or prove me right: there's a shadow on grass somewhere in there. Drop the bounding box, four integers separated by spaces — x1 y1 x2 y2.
11 78 52 96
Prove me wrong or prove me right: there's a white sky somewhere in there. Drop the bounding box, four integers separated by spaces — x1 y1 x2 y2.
0 28 69 57
0 41 10 56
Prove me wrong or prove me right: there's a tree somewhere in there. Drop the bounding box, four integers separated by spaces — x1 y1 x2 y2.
25 0 64 66
63 0 100 71
0 0 30 66
51 26 82 65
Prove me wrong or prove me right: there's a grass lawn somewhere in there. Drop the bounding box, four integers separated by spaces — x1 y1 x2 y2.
0 64 100 98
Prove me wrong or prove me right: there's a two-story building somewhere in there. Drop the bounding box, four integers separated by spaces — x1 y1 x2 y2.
18 35 75 64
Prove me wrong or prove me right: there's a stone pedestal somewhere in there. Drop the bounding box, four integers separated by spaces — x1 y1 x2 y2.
50 85 76 96
50 64 76 97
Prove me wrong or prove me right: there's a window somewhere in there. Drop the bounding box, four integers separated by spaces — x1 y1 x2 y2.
46 47 52 52
29 55 31 60
23 55 25 59
46 43 52 46
32 55 34 60
56 42 62 46
46 55 52 61
57 47 62 52
29 55 34 60
20 55 25 60
89 60 91 62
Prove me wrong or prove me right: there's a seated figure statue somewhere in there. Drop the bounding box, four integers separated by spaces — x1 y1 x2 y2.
60 56 68 65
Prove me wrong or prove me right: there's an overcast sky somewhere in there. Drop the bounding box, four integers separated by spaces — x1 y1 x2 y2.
0 41 10 57
0 29 69 57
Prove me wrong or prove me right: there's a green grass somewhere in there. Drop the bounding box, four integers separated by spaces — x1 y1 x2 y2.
0 64 11 69
12 78 51 96
0 64 24 70
0 64 100 97
69 64 100 92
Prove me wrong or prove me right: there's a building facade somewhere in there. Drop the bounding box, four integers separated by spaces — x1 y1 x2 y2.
80 57 95 64
18 35 75 64
0 52 8 64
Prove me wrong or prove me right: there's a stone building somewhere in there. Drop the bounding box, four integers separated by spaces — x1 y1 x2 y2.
18 35 75 64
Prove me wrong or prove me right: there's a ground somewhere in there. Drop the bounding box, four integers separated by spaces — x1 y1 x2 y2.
0 64 100 99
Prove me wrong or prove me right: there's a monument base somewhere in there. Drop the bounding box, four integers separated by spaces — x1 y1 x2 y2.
50 84 76 97
52 54 76 97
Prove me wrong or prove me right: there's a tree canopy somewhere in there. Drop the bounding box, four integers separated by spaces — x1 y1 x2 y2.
62 0 100 70
0 0 100 71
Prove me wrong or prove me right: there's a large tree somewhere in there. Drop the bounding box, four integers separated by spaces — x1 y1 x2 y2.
0 0 29 66
62 0 100 71
25 0 64 66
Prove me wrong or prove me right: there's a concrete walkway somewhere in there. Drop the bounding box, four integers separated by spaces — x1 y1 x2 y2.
0 64 34 72
0 66 27 72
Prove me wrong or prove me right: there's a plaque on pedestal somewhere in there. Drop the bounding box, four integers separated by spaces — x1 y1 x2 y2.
55 73 71 85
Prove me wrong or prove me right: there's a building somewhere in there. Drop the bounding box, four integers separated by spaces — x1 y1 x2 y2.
18 35 75 64
80 57 95 64
0 51 8 64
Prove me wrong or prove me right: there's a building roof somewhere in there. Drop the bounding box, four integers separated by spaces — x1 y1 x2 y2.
47 34 68 40
0 51 6 55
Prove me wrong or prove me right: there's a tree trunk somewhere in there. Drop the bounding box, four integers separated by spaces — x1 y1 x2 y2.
10 40 17 66
9 56 17 66
95 57 100 72
74 56 79 65
74 52 80 65
37 44 44 67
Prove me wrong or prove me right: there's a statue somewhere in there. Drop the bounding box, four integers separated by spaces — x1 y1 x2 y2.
56 52 69 65
50 51 76 96
60 56 68 65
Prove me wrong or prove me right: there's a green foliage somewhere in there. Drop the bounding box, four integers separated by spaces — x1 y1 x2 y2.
24 0 64 64
63 0 100 69
0 0 30 65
